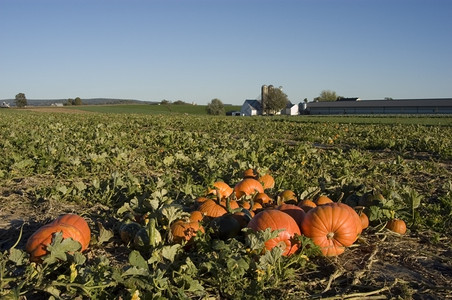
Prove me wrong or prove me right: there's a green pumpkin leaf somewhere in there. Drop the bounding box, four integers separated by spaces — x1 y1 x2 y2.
9 248 26 265
43 232 82 264
161 244 182 263
128 250 148 271
97 222 114 244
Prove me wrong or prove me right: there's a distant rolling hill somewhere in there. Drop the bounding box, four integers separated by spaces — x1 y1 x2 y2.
0 98 158 106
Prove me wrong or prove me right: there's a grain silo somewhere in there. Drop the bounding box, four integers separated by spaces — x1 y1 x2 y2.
261 85 268 102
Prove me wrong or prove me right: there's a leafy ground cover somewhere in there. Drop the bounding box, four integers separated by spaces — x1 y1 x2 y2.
0 109 451 299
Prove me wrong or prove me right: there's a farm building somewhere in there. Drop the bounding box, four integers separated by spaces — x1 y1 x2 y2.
240 99 262 116
284 102 300 115
306 98 452 115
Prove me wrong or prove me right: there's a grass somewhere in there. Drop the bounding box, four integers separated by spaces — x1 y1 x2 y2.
66 104 242 115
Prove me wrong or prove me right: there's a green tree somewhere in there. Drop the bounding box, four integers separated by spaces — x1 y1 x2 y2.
74 97 83 105
15 93 27 108
264 87 288 115
206 98 225 115
316 90 338 102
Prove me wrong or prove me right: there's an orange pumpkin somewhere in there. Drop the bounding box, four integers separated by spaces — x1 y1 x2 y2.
254 192 273 206
189 211 204 223
198 199 227 218
386 219 406 234
220 199 240 210
359 212 369 230
315 195 334 206
51 214 91 250
234 178 264 199
298 199 317 212
277 190 298 204
207 181 233 199
26 223 87 262
171 220 204 243
276 204 305 231
243 168 259 179
258 174 275 190
247 209 301 256
241 201 263 212
302 203 362 256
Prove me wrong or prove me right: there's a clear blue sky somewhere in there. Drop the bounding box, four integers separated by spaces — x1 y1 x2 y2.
1 0 451 105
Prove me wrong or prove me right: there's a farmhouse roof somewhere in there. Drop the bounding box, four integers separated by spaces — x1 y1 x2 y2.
243 99 262 110
308 98 452 108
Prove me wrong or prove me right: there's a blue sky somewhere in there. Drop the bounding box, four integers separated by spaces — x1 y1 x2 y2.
1 0 451 105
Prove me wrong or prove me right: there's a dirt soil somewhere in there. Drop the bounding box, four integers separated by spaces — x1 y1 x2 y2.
23 106 92 114
1 177 451 299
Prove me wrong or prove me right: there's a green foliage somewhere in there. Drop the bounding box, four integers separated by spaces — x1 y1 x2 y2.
0 109 451 298
315 89 338 102
264 87 289 115
14 93 28 108
206 98 225 115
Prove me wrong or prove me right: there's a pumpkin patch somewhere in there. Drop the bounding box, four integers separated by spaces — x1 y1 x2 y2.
1 111 449 299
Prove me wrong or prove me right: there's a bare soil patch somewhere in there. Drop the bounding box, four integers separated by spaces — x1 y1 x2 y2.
23 106 92 114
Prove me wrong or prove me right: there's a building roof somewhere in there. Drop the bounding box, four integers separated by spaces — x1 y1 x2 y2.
243 99 262 110
307 98 452 108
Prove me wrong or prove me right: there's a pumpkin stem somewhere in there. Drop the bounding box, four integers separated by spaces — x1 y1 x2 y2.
337 192 344 203
326 232 335 240
225 196 231 212
147 218 156 248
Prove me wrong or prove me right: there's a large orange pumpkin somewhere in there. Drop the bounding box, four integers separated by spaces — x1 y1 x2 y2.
51 214 91 250
234 178 264 199
25 223 87 262
302 203 362 256
247 209 301 256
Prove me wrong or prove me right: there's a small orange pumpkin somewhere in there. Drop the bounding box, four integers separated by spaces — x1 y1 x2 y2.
243 168 259 179
359 212 369 230
171 220 204 243
254 192 273 206
277 190 298 204
220 199 240 210
247 209 301 256
198 199 227 218
234 178 264 199
386 219 406 234
258 174 275 190
207 181 234 199
298 199 317 212
189 211 204 223
315 195 334 206
241 201 263 212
